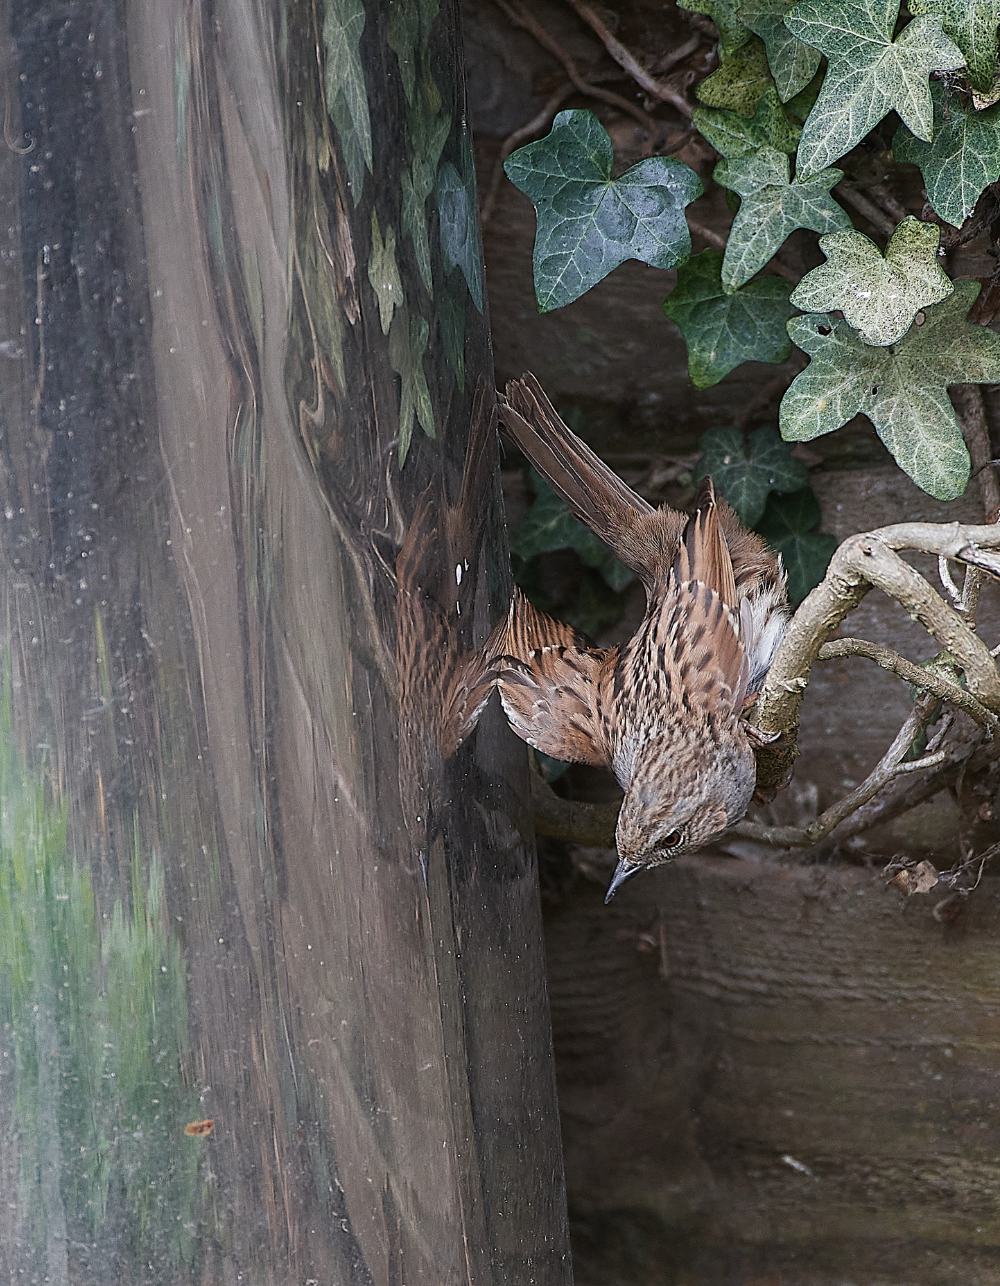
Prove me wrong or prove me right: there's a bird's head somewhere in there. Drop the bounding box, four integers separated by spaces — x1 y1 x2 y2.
606 728 756 902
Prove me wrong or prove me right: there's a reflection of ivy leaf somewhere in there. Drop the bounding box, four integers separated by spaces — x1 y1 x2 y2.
894 82 1000 227
511 473 635 593
696 35 774 116
663 248 795 388
696 425 809 524
714 145 849 290
439 277 465 390
505 110 702 312
789 217 952 346
401 115 450 295
786 0 965 176
437 160 484 311
737 0 822 101
678 0 751 53
780 283 1000 500
322 0 372 203
367 212 402 335
692 84 801 159
387 0 420 102
389 306 434 467
755 487 836 604
909 0 1000 95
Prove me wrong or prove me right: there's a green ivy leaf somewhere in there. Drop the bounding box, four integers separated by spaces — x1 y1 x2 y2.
894 82 1000 227
505 110 703 312
715 145 850 289
909 0 1000 94
786 0 965 176
696 425 809 524
692 84 802 158
367 212 402 336
779 282 1000 499
789 216 953 345
322 0 372 203
696 35 774 116
389 305 435 467
511 472 635 592
678 0 751 53
755 488 837 603
662 248 796 388
738 0 823 101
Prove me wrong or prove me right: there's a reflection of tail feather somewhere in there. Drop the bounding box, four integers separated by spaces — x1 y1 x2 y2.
394 380 502 870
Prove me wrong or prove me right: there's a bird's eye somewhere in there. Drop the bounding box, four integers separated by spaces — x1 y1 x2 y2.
662 830 682 849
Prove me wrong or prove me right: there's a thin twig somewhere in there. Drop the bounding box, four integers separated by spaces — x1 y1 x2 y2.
836 185 896 239
686 216 727 250
817 637 997 729
493 0 660 133
953 384 1000 523
560 0 694 117
734 693 940 847
480 84 576 226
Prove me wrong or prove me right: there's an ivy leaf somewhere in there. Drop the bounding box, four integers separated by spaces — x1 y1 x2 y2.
737 0 823 101
894 82 1000 227
401 114 450 294
755 488 837 604
505 110 703 312
779 282 1000 499
678 0 751 53
511 472 635 592
696 425 809 524
909 0 1000 95
322 0 372 203
389 306 435 467
786 0 966 176
789 217 953 345
715 145 850 289
367 213 402 336
692 84 802 158
662 248 796 387
437 161 484 311
696 35 774 116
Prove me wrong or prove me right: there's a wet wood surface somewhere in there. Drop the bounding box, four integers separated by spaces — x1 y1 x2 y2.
0 2 571 1281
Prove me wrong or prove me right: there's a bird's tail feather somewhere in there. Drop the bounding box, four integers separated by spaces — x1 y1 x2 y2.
499 373 660 583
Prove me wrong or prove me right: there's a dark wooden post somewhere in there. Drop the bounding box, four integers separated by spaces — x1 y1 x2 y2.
0 1 572 1280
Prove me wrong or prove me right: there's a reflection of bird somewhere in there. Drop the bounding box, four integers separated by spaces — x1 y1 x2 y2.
394 384 500 880
491 374 789 901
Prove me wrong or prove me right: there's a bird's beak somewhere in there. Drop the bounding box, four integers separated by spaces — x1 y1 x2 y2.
604 858 642 904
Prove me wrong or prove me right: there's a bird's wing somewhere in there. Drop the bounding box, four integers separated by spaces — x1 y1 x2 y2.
683 478 739 613
488 589 615 767
500 374 684 596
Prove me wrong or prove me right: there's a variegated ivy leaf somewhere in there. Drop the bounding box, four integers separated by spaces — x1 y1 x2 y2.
389 305 434 466
505 110 702 312
786 0 965 176
737 0 822 102
663 248 796 387
367 212 402 335
696 35 774 116
789 217 953 346
322 0 372 203
714 145 850 290
677 0 751 53
894 82 1000 228
909 0 1000 95
780 283 1000 500
692 84 801 158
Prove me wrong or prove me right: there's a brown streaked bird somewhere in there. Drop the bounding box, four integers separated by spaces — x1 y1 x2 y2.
491 374 789 902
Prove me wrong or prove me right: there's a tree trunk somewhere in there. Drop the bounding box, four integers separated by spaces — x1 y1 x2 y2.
0 2 572 1282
